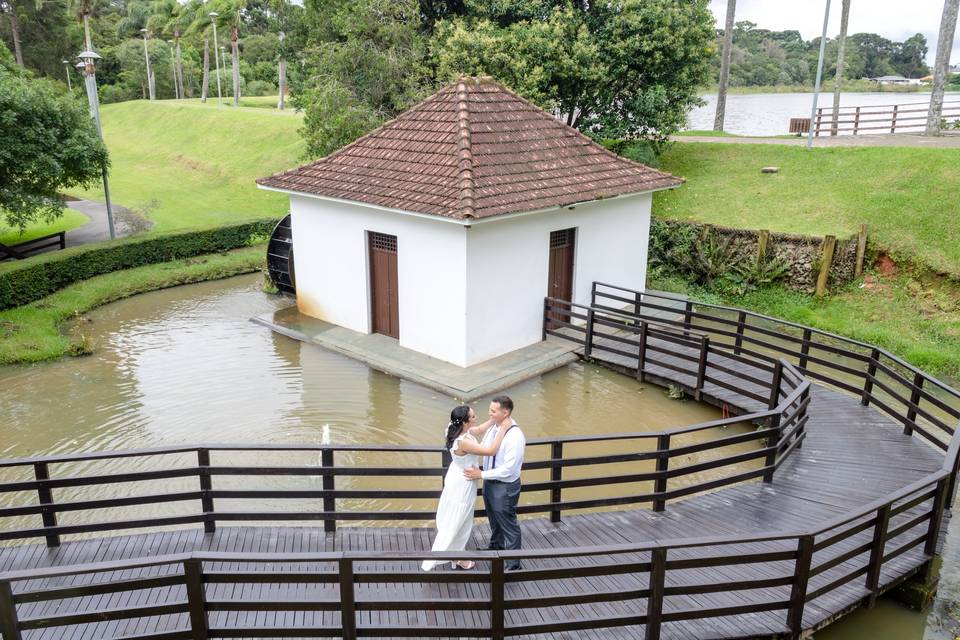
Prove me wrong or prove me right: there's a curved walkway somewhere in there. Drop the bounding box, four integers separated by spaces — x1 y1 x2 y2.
0 335 949 639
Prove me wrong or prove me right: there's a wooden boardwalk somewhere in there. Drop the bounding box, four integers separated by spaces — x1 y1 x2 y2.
0 288 956 639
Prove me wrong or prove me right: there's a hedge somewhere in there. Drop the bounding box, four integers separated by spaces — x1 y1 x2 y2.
0 218 277 310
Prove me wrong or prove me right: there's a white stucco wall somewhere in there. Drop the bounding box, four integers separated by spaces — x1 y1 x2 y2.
464 194 651 366
288 195 469 366
286 191 652 368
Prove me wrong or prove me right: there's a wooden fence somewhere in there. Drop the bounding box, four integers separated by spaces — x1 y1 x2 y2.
0 232 66 262
810 100 960 136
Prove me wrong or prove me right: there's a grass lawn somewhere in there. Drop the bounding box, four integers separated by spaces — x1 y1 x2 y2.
70 99 304 232
0 208 89 246
655 143 960 276
0 245 265 365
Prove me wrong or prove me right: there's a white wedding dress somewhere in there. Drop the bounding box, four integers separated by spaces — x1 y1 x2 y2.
422 434 481 571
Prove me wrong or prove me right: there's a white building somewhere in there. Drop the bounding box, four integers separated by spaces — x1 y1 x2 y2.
257 77 681 368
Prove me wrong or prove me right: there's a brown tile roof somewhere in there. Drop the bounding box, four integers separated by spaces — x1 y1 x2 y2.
256 77 683 220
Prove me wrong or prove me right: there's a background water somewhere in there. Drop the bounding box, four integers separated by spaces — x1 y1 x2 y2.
686 92 960 136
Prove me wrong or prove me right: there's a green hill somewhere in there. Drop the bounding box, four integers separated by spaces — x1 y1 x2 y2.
72 99 305 231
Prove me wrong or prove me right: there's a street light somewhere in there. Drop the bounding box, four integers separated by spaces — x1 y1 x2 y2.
168 40 179 99
62 60 72 90
140 28 155 101
76 50 116 240
209 12 222 106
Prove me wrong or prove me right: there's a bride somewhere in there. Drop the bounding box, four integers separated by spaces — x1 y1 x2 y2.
422 405 512 571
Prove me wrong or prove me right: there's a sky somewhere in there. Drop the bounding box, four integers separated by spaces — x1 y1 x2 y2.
708 0 960 67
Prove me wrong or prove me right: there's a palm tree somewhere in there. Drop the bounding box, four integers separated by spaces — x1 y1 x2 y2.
230 20 239 106
66 0 94 50
830 0 851 136
926 0 960 135
713 0 736 131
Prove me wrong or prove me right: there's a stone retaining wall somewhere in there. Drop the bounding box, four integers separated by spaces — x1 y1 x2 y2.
650 219 861 294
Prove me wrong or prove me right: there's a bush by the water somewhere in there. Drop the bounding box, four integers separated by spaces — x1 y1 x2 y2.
0 218 276 310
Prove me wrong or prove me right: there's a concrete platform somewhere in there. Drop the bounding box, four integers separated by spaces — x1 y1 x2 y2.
252 306 579 400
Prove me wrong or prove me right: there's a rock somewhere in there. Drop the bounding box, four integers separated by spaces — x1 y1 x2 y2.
761 166 780 174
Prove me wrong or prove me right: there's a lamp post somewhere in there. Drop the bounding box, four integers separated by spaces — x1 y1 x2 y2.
61 60 73 90
806 0 832 149
168 40 179 99
277 31 286 110
209 12 222 106
140 28 156 101
77 50 116 240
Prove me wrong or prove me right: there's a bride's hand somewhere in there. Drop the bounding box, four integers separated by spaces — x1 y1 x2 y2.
463 467 482 480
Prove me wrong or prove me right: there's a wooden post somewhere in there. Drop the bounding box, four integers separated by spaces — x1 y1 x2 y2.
798 329 812 371
853 106 861 135
683 300 693 336
861 348 881 407
584 308 595 359
763 413 782 483
694 336 710 401
634 291 642 317
0 580 22 640
815 107 823 136
653 434 670 512
645 548 666 640
491 558 505 640
322 448 336 533
184 558 209 639
866 505 892 607
787 536 814 638
905 372 924 436
541 298 548 340
734 310 747 356
815 235 837 298
197 449 215 534
550 441 563 523
636 322 648 382
923 478 949 581
890 104 898 133
768 360 784 410
757 229 770 262
339 558 357 640
33 462 59 548
855 224 868 278
590 282 597 308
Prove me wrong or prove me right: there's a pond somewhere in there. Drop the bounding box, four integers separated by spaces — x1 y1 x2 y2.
0 273 952 638
686 91 960 137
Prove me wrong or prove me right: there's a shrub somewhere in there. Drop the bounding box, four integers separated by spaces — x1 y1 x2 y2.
245 80 277 97
0 218 277 310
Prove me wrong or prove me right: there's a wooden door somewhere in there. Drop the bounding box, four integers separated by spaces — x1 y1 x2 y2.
369 232 399 339
547 228 575 328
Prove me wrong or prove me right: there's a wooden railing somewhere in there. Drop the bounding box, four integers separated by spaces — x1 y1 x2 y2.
591 282 960 454
0 285 957 640
811 99 960 136
0 466 949 640
0 231 66 262
0 338 809 548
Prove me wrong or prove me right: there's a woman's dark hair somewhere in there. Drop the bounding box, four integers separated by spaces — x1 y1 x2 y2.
445 405 472 450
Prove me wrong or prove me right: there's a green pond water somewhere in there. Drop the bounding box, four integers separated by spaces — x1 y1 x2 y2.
0 273 955 638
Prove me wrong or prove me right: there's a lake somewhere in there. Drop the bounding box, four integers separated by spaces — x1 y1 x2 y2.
686 91 960 137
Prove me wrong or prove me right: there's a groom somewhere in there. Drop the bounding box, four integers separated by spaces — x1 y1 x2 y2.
464 395 525 570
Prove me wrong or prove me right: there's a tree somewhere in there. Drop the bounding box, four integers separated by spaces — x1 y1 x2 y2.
830 0 850 136
230 22 239 105
432 0 713 146
713 0 735 132
896 33 929 78
0 63 108 231
926 0 959 135
0 0 24 66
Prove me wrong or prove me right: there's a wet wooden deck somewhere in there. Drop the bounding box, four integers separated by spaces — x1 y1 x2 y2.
0 330 948 639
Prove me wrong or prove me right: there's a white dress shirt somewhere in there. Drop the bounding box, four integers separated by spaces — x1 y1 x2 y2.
481 419 525 482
